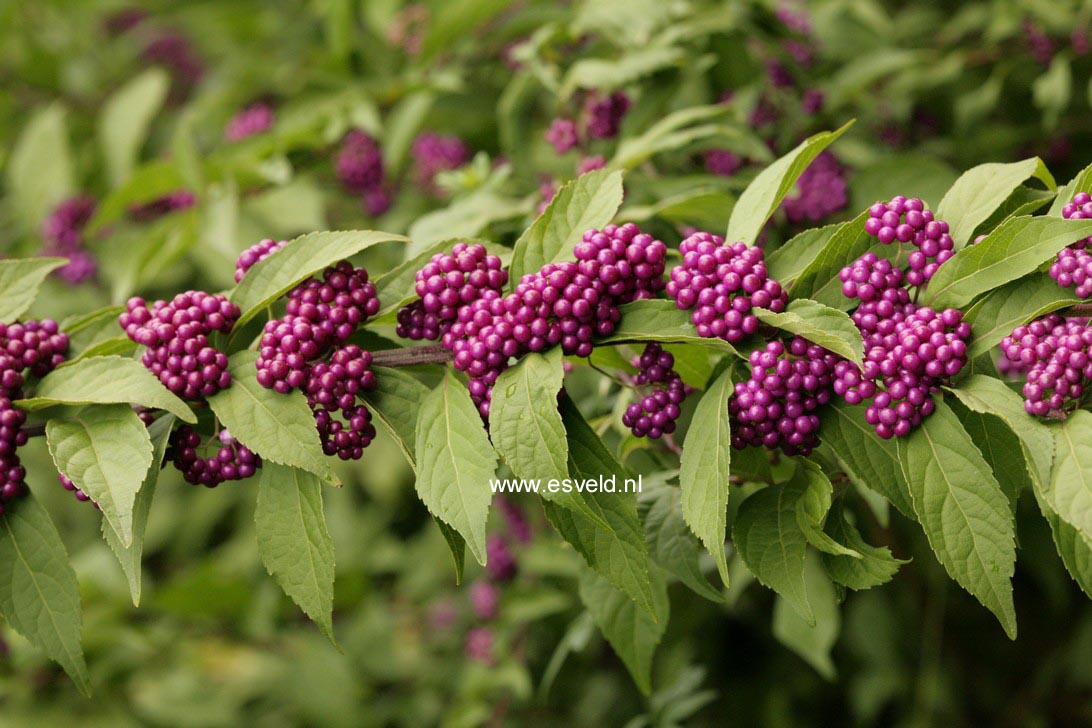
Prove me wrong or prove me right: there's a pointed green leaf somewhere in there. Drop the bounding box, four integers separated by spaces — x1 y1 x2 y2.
936 158 1056 248
98 69 170 185
788 210 874 308
0 495 89 695
772 553 839 680
754 299 864 368
792 461 861 558
490 348 568 483
963 273 1081 359
46 405 153 547
766 222 842 284
360 366 431 468
256 463 336 643
8 104 74 233
1035 491 1092 599
414 370 498 565
822 504 908 590
1045 410 1092 542
639 477 723 602
599 299 739 353
0 258 67 323
434 518 466 584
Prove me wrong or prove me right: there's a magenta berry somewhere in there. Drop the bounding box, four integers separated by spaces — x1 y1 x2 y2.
58 473 97 507
704 149 743 177
313 404 376 460
41 195 97 283
128 189 196 223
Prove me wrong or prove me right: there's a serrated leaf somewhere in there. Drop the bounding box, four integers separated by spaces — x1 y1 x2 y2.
230 230 408 327
434 518 466 584
792 461 861 558
926 216 1092 308
256 463 336 643
726 122 853 246
788 210 873 308
1036 491 1092 599
963 273 1081 359
953 406 1028 514
733 482 813 624
822 505 907 590
766 223 841 284
509 169 623 283
772 553 839 680
936 158 1056 248
598 299 739 353
102 414 173 606
360 366 431 468
817 403 914 517
46 405 153 547
0 258 67 323
897 401 1017 637
98 69 170 186
8 104 74 233
639 477 723 602
679 366 733 584
19 355 196 423
578 564 669 695
414 370 498 565
754 299 864 367
490 348 568 483
0 495 89 695
207 351 332 481
1045 410 1092 542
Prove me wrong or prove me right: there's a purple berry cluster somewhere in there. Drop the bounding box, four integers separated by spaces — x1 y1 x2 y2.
336 130 384 193
1001 314 1092 416
704 149 743 177
0 321 69 516
584 91 631 139
666 231 788 343
782 151 847 224
224 103 274 142
1049 192 1092 298
545 118 579 154
41 195 98 284
119 292 239 400
128 189 196 223
234 238 288 283
396 242 508 341
444 223 665 416
411 131 469 189
167 426 260 487
58 474 96 507
863 196 954 287
730 337 839 455
622 343 688 439
141 31 204 95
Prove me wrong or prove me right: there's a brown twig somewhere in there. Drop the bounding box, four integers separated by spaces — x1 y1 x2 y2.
370 343 453 367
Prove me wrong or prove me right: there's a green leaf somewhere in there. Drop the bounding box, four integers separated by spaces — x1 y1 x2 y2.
822 505 907 590
792 461 861 558
7 104 74 233
848 154 959 212
598 299 739 353
46 404 153 548
418 0 510 61
733 482 813 624
407 189 528 253
490 348 568 483
897 401 1017 638
926 216 1092 309
414 370 498 565
0 258 67 323
936 158 1056 248
256 463 336 643
622 188 735 233
772 553 839 680
788 210 873 308
817 403 914 517
765 223 841 284
97 69 170 186
562 45 684 97
613 105 766 170
434 518 466 584
1050 161 1092 216
1036 493 1092 599
62 305 126 357
953 406 1028 514
360 366 431 469
578 564 669 695
1045 410 1092 542
0 495 89 695
725 122 853 246
508 169 624 284
207 351 332 481
679 366 734 584
1032 55 1072 128
102 414 173 606
20 355 196 423
230 230 408 327
963 273 1081 359
754 299 864 367
639 477 723 602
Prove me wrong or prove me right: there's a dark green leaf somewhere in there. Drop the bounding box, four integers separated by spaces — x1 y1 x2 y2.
822 505 907 590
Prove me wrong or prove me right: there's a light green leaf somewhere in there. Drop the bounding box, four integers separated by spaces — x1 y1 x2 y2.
0 495 90 695
207 351 332 481
490 349 568 484
598 299 739 353
766 223 842 284
360 366 431 469
230 230 407 327
0 258 67 323
414 370 498 565
754 299 864 367
46 405 153 547
1045 410 1092 542
1032 55 1072 128
639 477 723 602
20 355 196 423
936 158 1056 248
788 210 874 308
419 0 510 61
7 104 74 233
733 482 813 624
726 122 853 246
256 463 336 643
578 564 669 695
897 401 1017 638
792 461 861 558
926 216 1092 309
98 69 170 186
102 414 173 606
1050 161 1092 215
772 553 839 680
509 169 624 284
963 273 1081 359
622 188 736 233
613 105 765 170
679 366 734 584
562 45 683 97
434 518 466 584
822 505 907 590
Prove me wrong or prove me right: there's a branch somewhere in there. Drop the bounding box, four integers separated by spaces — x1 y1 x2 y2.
1068 303 1092 315
370 344 453 367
